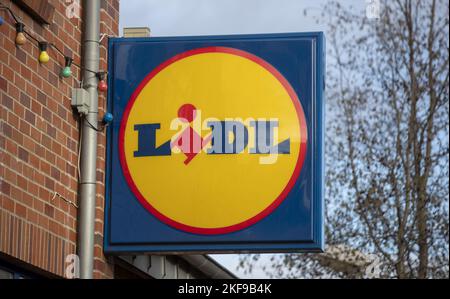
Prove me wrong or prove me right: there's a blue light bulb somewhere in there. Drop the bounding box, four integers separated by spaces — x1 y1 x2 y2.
102 112 113 125
0 16 4 26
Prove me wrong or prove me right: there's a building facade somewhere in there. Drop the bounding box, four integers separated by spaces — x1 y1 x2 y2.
0 0 233 279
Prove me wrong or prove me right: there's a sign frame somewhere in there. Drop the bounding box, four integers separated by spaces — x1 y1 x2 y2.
104 32 325 254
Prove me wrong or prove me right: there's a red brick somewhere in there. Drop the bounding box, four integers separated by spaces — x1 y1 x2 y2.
8 112 19 129
20 64 32 81
36 90 47 106
15 48 27 64
3 94 13 110
20 92 31 108
1 180 11 196
45 176 55 190
25 110 36 126
29 153 40 169
44 204 55 218
18 147 29 162
2 123 13 138
0 77 7 91
2 66 14 83
51 167 61 181
2 197 15 212
19 119 30 135
46 124 57 139
15 202 27 218
17 175 28 191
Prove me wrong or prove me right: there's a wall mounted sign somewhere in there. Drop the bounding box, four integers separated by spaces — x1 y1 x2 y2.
105 32 325 253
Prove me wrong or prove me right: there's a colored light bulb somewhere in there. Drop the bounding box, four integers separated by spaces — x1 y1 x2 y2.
15 23 26 45
39 50 50 63
38 42 50 64
0 16 4 26
15 32 26 45
102 112 113 124
98 80 108 92
61 57 73 78
61 66 72 77
97 73 108 92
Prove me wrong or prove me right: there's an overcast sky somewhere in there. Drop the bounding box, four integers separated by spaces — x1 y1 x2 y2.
119 0 366 37
119 0 367 278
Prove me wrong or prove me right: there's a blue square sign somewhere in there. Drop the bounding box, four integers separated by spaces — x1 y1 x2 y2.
104 32 325 253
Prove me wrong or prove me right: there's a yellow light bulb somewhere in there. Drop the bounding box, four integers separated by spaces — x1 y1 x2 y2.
39 51 50 63
38 42 50 64
15 32 27 45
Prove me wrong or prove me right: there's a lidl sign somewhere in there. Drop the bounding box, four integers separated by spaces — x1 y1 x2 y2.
105 33 325 253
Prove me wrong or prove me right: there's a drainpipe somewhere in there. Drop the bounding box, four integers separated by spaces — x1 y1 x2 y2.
78 0 101 279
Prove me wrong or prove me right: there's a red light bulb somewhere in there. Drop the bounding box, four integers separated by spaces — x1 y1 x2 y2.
97 72 108 92
98 79 108 92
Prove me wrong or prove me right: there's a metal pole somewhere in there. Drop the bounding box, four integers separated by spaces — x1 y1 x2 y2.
78 0 100 279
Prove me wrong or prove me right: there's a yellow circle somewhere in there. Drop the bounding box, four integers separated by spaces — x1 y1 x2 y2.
122 48 303 232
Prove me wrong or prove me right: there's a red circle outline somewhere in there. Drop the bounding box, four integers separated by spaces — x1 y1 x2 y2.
118 47 308 235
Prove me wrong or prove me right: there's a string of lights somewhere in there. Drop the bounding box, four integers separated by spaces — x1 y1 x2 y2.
1 3 114 132
0 4 108 92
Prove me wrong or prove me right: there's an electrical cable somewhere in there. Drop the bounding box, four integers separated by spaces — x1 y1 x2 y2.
84 117 104 132
0 4 18 23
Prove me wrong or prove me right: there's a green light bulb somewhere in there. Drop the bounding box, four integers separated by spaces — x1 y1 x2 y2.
61 57 73 78
61 66 72 78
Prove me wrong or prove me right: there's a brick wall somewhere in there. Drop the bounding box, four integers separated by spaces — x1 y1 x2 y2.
0 0 119 278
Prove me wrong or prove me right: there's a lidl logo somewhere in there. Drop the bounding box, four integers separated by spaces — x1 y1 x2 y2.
119 47 308 234
132 102 291 164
